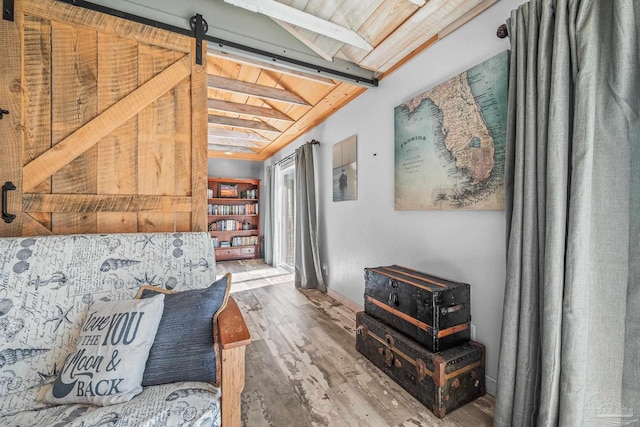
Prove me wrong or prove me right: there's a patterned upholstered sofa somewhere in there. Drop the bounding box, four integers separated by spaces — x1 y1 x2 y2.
0 232 249 426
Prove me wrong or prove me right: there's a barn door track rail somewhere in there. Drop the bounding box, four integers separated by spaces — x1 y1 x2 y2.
50 0 377 86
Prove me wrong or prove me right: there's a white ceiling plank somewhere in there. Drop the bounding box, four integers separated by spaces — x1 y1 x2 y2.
274 19 335 62
360 0 485 72
223 0 374 51
406 0 427 5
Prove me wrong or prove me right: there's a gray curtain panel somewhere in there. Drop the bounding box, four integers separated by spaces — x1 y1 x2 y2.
264 165 274 265
494 1 640 426
294 143 326 291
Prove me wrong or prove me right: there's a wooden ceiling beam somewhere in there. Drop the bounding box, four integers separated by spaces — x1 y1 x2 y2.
208 137 268 149
208 145 259 155
223 0 373 50
208 74 311 106
207 50 337 86
208 99 293 122
208 114 282 134
207 126 271 142
406 0 427 5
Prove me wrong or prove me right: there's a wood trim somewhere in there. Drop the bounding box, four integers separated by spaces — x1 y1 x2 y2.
191 39 209 232
23 55 192 192
23 194 192 212
221 346 246 427
438 0 497 39
382 266 449 288
23 0 191 53
208 74 311 106
444 360 482 380
368 268 444 291
366 296 431 331
437 322 468 338
208 115 281 134
208 99 293 122
219 296 251 349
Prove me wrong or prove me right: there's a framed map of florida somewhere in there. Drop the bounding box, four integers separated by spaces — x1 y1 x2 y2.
394 50 509 210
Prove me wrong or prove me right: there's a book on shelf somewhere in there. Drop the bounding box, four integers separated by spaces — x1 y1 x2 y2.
240 189 258 199
212 237 219 248
231 235 259 247
207 203 258 216
208 219 256 232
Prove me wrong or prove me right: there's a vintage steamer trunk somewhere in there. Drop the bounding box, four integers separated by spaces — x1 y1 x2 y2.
364 265 471 352
356 311 485 418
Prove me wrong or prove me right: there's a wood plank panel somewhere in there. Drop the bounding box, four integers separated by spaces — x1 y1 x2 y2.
208 99 293 122
208 75 311 106
137 44 178 232
23 55 191 192
24 194 192 212
190 38 209 232
175 71 192 232
96 34 139 233
51 22 98 234
23 0 191 53
23 15 52 230
0 6 23 237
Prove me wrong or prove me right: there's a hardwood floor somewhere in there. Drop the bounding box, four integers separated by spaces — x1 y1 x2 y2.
217 260 495 427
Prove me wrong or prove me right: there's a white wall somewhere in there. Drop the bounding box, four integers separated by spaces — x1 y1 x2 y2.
208 158 263 181
264 0 525 396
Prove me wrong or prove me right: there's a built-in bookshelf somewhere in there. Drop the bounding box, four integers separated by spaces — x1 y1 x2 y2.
207 177 260 261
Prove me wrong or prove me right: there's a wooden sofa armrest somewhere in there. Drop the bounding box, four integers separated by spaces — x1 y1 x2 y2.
218 296 251 427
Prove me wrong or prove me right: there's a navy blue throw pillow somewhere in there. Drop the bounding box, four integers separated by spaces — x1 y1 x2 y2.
137 273 231 387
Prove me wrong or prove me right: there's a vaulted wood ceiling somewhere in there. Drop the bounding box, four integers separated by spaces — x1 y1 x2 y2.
205 0 499 160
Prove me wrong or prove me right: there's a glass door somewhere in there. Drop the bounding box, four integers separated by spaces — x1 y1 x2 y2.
274 160 295 271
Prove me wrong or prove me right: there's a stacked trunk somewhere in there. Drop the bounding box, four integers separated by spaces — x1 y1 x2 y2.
356 265 485 418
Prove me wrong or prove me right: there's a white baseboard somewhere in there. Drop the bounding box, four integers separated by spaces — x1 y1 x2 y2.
485 375 497 396
327 288 363 313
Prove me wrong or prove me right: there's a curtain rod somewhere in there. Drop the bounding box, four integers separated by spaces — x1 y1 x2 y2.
273 140 320 166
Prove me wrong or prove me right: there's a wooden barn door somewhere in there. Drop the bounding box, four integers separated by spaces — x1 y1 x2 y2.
0 0 208 237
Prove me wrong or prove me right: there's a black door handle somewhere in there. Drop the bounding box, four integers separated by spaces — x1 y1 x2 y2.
2 182 16 223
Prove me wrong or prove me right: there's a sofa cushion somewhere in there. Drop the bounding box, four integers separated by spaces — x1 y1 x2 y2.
2 381 221 427
137 273 231 387
45 294 165 406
